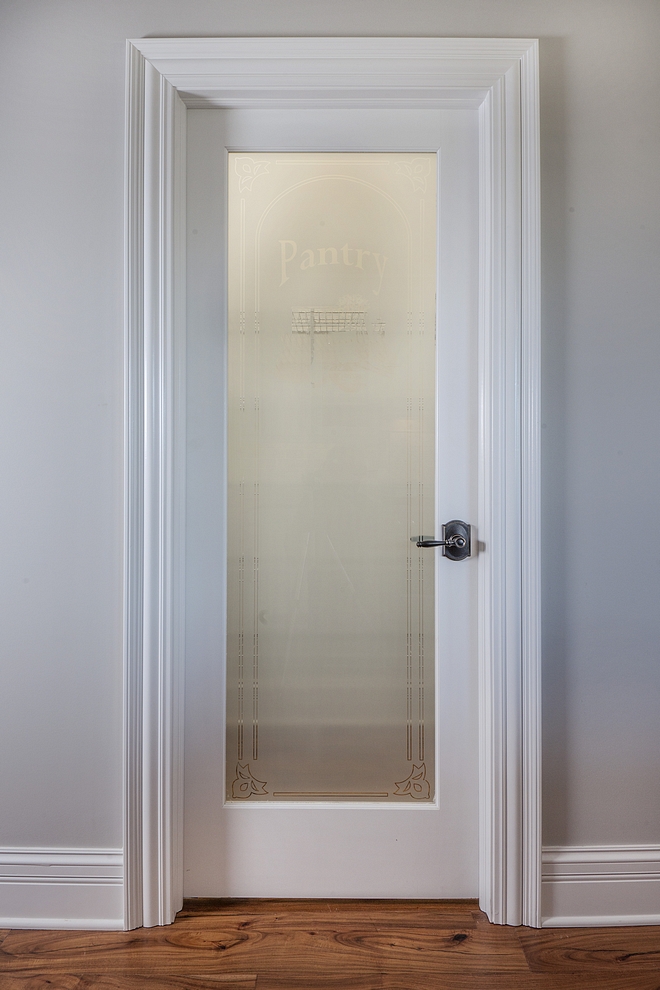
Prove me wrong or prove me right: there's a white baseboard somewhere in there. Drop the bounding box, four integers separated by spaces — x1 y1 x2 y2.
3 844 658 929
0 848 124 929
542 845 660 927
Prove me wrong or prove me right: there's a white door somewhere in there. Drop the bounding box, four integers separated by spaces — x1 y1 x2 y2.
184 107 479 898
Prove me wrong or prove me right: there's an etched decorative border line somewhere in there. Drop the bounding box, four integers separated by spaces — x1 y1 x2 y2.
273 792 390 798
237 481 245 761
406 397 413 763
418 396 425 765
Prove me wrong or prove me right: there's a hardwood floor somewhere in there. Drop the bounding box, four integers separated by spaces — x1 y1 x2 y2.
1 900 660 989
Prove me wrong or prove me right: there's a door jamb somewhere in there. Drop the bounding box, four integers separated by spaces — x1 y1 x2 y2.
123 37 541 929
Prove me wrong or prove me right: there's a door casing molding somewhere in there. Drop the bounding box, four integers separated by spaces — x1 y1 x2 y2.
124 37 541 930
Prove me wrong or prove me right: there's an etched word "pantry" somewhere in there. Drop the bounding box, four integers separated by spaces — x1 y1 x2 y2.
279 241 388 296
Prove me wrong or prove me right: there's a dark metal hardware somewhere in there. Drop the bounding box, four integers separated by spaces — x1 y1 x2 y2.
412 520 472 561
416 537 466 549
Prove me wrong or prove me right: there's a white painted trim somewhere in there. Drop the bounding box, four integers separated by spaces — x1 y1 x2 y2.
542 846 660 926
475 46 541 928
0 850 123 929
0 849 123 874
124 41 186 930
124 37 541 930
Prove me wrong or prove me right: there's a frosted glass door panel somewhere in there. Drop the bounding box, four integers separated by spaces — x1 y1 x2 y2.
227 154 436 802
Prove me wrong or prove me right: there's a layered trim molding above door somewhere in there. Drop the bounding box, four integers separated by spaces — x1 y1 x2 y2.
124 37 541 930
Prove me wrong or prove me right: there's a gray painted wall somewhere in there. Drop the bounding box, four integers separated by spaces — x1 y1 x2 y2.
0 0 658 852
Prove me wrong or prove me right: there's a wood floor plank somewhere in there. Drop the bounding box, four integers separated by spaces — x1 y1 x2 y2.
4 975 657 990
255 966 660 990
4 902 660 989
177 897 485 921
174 914 480 936
335 924 528 968
178 900 480 929
0 928 372 977
7 976 660 990
0 977 256 990
255 978 384 990
0 927 257 974
519 927 660 973
197 921 527 976
0 919 527 977
379 978 660 990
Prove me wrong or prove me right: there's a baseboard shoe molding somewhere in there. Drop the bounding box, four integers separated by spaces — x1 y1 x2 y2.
542 845 660 927
0 848 124 929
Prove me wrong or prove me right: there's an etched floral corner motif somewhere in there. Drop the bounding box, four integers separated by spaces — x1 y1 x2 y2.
394 762 431 800
231 762 268 799
235 156 270 193
395 158 431 194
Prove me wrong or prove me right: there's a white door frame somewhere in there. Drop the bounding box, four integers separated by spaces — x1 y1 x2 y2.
123 37 541 930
